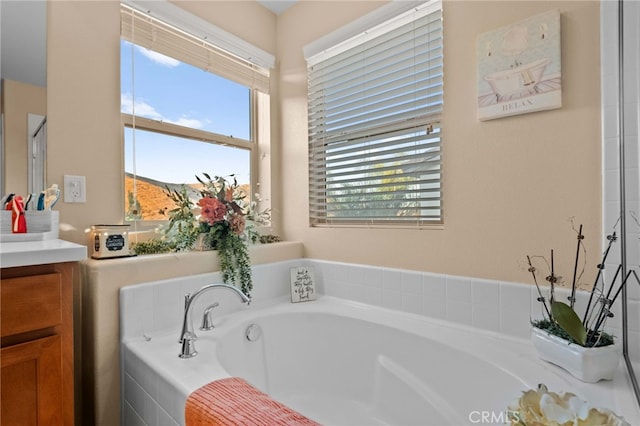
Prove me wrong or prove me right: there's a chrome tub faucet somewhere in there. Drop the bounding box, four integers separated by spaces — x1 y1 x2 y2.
178 283 250 358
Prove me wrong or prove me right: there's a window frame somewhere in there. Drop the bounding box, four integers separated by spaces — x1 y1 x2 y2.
121 89 258 226
120 1 271 227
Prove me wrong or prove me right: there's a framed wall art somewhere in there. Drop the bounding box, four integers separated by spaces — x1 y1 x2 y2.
477 9 562 121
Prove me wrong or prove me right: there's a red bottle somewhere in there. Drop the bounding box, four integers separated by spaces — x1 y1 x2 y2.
6 196 27 233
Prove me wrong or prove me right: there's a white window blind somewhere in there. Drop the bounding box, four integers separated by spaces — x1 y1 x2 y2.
121 3 271 94
307 1 443 226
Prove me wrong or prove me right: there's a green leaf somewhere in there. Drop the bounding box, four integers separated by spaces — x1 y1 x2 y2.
551 301 587 346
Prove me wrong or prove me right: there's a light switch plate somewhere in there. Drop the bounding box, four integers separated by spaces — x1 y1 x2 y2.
63 175 86 203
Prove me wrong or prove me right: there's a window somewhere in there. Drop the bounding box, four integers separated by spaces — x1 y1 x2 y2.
120 3 271 222
305 1 443 227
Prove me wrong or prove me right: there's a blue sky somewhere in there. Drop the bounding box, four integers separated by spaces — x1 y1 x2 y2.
121 41 251 184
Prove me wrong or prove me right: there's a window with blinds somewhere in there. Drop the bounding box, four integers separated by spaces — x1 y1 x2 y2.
306 1 443 227
120 2 272 222
120 4 271 93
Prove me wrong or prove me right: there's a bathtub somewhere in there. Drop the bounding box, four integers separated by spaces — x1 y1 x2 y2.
122 295 638 425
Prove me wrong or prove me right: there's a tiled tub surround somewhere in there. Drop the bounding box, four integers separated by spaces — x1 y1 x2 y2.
121 259 640 425
81 241 304 426
601 0 640 371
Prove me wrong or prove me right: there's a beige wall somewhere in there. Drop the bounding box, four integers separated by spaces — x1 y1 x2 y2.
46 0 602 285
1 79 46 196
47 0 278 244
278 0 602 285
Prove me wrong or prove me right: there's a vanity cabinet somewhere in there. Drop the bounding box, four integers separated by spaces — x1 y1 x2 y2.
1 262 75 426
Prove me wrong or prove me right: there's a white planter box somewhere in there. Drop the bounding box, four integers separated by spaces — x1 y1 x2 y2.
531 326 620 383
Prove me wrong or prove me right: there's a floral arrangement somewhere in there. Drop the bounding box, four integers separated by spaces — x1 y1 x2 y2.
509 384 629 425
159 173 270 297
526 223 638 348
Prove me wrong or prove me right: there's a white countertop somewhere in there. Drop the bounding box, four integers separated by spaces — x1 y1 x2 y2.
0 239 87 268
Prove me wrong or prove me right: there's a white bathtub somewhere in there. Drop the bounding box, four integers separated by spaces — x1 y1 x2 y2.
122 295 639 425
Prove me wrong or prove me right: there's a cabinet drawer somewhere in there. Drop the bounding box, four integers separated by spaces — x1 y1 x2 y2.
1 273 62 337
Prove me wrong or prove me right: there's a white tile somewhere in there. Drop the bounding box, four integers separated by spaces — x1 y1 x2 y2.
500 308 532 338
364 267 383 288
423 272 446 299
628 276 640 300
472 305 500 333
500 282 531 313
382 268 402 292
601 72 619 107
402 293 422 315
603 105 619 139
445 275 471 303
382 288 402 310
124 374 144 422
422 295 446 320
628 331 640 363
365 286 383 306
603 137 620 171
157 376 183 424
324 262 350 284
157 406 179 426
330 282 349 299
123 401 147 426
153 283 183 334
471 278 500 307
605 169 621 203
124 349 158 400
347 282 367 304
125 374 158 426
401 271 423 294
446 300 472 326
626 300 640 332
130 285 155 340
322 279 339 298
349 265 367 286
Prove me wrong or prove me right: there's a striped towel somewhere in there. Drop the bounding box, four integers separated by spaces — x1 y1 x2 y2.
185 377 321 425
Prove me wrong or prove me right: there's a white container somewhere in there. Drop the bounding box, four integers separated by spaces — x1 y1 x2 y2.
531 326 620 383
0 210 59 242
90 225 131 259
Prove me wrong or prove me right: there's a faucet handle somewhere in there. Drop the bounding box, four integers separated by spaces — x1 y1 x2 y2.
179 337 198 359
200 302 220 331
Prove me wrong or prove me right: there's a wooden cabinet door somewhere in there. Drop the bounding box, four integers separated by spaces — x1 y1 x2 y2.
1 335 63 426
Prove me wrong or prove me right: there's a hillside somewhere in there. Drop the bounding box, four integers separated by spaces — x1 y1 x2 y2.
124 173 250 220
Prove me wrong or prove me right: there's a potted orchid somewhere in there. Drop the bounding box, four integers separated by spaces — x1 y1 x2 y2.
526 225 636 382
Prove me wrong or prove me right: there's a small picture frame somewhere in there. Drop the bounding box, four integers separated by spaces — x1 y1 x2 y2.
290 266 317 303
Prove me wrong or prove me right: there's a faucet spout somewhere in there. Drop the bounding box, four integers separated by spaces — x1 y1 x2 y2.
178 283 250 358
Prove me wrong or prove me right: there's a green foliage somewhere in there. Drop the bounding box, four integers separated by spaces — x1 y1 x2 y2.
259 234 281 244
126 191 142 221
163 185 200 251
214 224 253 296
532 318 614 347
551 301 587 346
327 164 421 218
131 239 174 255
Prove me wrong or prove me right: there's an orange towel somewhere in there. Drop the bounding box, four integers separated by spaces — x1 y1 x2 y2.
185 377 321 426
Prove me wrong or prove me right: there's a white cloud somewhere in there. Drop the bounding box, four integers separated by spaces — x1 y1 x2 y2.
121 93 206 130
136 46 180 67
121 93 163 120
171 117 205 129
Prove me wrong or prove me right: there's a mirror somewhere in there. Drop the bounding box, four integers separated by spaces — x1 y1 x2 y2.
1 0 47 197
